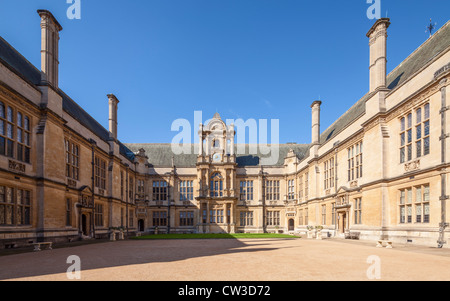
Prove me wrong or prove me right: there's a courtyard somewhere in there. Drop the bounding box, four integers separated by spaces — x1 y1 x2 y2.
1 237 450 281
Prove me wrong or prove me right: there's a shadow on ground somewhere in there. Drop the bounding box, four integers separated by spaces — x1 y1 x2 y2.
0 237 291 280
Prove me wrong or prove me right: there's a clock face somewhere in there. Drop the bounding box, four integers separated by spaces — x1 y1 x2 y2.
213 153 221 162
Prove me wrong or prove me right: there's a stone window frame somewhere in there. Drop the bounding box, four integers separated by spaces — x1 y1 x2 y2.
324 157 335 190
179 211 194 226
400 103 430 164
0 101 31 163
347 141 363 182
267 210 280 226
287 179 295 200
210 172 223 197
0 185 31 226
239 211 253 226
240 180 253 201
152 180 168 201
179 180 194 201
65 139 79 181
94 203 103 227
94 156 106 190
266 180 280 201
152 210 167 227
354 198 362 225
399 185 429 224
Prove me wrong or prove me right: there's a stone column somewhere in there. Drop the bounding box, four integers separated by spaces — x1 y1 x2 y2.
107 94 119 140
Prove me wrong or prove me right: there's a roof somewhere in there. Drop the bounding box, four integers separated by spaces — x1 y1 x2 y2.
124 143 310 167
0 35 136 162
319 20 450 145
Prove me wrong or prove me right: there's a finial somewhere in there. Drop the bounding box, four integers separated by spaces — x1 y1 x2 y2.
426 18 437 37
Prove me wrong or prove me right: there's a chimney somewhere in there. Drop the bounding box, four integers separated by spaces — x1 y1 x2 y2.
311 100 321 156
107 94 119 140
367 18 390 93
37 10 63 89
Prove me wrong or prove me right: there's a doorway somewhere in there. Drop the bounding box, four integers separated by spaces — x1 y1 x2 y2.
288 219 294 231
138 219 145 232
81 214 88 236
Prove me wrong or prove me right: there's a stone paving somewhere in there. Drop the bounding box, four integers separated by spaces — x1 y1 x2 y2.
1 237 450 281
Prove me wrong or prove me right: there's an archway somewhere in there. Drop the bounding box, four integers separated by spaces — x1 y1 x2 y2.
81 214 88 236
138 219 145 232
288 219 295 231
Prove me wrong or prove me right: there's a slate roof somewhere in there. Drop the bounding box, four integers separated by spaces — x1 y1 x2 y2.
124 143 310 167
1 19 449 165
0 36 136 162
319 20 450 145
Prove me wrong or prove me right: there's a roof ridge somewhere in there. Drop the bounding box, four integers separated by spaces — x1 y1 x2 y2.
387 19 450 79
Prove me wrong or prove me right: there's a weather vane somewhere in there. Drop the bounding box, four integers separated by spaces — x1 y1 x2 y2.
426 18 437 37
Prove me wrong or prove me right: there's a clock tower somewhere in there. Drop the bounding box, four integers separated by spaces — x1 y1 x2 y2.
196 113 237 233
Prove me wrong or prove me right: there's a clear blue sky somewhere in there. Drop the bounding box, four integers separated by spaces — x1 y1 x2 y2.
0 0 449 144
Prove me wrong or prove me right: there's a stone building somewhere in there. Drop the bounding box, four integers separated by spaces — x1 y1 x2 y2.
0 10 449 248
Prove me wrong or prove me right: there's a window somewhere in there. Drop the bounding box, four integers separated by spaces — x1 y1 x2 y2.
304 172 309 200
299 209 303 225
180 211 194 226
321 205 327 225
202 203 207 223
210 173 223 197
153 211 167 226
298 176 303 200
129 210 134 228
399 188 413 224
0 102 31 163
305 208 309 225
210 209 224 223
120 171 124 199
324 158 335 189
66 199 71 227
129 177 134 200
288 179 295 200
332 203 336 225
95 204 103 227
415 185 430 223
0 186 31 225
266 180 280 201
267 211 280 226
240 181 253 201
180 180 194 201
354 198 362 224
137 179 145 199
240 211 253 226
401 103 430 163
94 156 106 189
65 139 79 180
153 180 168 201
348 142 363 181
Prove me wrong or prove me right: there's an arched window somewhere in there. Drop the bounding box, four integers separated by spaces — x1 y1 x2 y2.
212 139 220 148
210 172 223 197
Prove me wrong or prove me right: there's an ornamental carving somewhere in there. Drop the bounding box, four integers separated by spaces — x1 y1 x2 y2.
8 160 25 173
404 160 420 172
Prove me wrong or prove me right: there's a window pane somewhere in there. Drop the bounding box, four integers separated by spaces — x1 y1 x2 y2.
407 114 412 128
401 118 405 131
0 102 4 119
424 121 430 137
416 108 422 124
424 103 430 120
424 137 430 155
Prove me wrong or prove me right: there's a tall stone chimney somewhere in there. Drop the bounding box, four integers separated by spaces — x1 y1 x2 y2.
367 18 390 93
107 94 119 140
311 100 322 156
37 10 63 89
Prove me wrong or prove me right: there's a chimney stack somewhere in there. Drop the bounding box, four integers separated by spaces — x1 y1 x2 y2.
107 94 119 140
367 18 390 93
37 10 63 89
311 100 322 156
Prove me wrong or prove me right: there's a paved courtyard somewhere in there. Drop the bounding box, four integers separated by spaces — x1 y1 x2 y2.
1 238 450 281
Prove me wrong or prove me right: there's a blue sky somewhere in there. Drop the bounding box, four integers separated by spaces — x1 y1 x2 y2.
0 0 449 144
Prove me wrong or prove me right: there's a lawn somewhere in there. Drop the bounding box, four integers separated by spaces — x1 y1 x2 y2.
131 233 300 240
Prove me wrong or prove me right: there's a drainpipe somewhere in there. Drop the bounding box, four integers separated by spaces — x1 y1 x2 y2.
90 139 96 239
438 78 449 248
